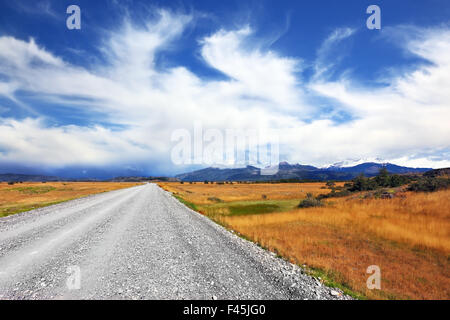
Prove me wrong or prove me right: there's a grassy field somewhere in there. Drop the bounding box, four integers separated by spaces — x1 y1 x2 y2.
0 181 142 217
159 181 450 300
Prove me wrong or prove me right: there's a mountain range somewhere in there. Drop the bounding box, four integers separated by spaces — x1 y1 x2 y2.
175 162 432 182
0 162 433 182
0 173 60 182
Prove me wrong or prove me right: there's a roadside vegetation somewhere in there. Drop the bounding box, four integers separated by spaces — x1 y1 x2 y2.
159 170 450 300
298 193 324 208
0 182 142 217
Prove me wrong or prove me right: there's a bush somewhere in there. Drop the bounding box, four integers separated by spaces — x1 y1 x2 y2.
348 174 377 191
207 197 224 203
7 181 14 185
317 189 351 200
298 193 324 208
374 168 390 187
347 169 412 192
325 181 336 188
388 174 407 187
408 177 450 192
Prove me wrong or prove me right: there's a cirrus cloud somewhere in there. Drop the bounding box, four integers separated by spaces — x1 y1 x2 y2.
0 10 449 175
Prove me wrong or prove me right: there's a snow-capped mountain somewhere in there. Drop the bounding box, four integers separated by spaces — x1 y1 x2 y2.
176 161 432 181
322 158 388 169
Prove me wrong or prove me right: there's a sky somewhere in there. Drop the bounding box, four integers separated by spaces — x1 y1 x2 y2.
0 0 449 178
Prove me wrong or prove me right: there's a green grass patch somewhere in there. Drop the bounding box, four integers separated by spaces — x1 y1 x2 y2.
304 266 366 300
10 186 56 195
198 199 300 218
0 199 71 218
228 203 281 216
174 195 198 211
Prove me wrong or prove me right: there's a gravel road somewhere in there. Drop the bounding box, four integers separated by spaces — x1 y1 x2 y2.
0 183 350 300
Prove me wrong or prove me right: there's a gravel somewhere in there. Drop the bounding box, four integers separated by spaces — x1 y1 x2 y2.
0 183 351 300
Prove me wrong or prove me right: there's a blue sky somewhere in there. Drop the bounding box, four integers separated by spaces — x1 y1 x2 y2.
0 0 449 178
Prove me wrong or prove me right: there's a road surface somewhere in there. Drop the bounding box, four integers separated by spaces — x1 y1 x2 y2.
0 183 348 300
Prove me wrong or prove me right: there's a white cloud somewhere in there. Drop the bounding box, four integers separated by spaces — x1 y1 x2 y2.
0 36 63 70
0 118 152 167
0 12 448 173
312 27 356 81
308 27 450 166
200 26 304 112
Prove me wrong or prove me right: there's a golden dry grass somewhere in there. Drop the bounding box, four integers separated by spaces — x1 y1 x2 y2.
160 182 339 204
160 182 450 300
0 181 142 217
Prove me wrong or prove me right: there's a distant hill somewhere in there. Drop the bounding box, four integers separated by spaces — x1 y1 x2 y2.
175 162 432 182
423 167 450 178
325 162 431 175
0 173 178 183
109 176 179 182
1 162 435 183
0 173 60 182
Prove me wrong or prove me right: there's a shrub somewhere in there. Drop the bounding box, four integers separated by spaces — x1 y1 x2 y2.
317 189 351 200
8 181 15 185
408 177 450 192
348 174 376 191
298 193 324 208
374 167 390 187
347 169 411 192
207 197 224 203
326 181 336 188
